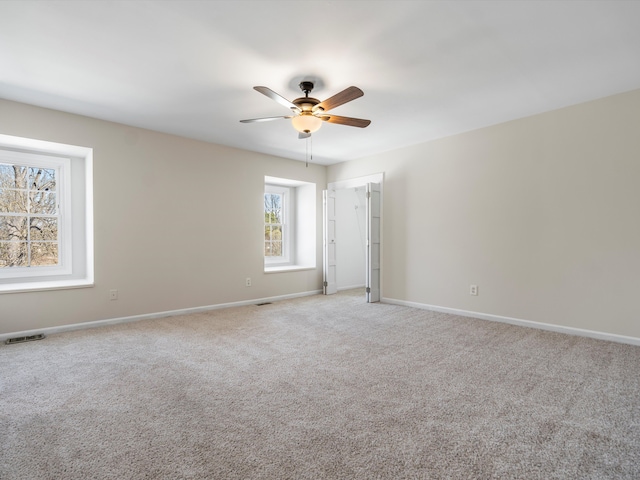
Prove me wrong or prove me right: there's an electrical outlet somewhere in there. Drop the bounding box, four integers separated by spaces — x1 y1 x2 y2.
109 289 118 300
245 277 252 287
470 284 478 296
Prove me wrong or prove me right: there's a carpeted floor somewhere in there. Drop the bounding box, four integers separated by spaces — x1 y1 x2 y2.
1 290 639 479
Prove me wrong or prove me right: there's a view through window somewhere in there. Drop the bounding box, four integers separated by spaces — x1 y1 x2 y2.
264 188 285 259
0 161 60 269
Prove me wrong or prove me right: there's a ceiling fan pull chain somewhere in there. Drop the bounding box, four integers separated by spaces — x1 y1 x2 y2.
304 135 313 168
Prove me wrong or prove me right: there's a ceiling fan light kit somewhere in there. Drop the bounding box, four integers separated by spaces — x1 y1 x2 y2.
291 114 322 134
240 80 371 138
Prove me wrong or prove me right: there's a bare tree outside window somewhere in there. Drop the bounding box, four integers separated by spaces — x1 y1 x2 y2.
264 192 283 257
0 163 58 268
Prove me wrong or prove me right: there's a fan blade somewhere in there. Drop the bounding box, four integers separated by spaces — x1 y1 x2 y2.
298 132 311 139
321 115 371 128
313 86 363 113
240 116 292 123
254 86 300 113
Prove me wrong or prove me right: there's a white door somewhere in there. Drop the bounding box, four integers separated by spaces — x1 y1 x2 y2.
323 189 338 295
366 183 381 303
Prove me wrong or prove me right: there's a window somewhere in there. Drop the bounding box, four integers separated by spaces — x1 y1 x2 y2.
264 176 316 272
0 134 93 293
1 152 70 275
264 184 292 266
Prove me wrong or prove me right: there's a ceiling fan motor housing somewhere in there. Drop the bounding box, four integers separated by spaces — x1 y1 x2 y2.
293 81 322 113
293 97 321 113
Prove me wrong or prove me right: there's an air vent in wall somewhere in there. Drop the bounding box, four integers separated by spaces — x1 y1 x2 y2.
5 334 46 345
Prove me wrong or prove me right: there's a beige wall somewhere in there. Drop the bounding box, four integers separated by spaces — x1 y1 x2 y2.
3 89 639 340
328 89 640 339
0 99 325 335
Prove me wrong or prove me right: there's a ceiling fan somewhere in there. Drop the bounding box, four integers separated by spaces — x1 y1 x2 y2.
240 81 371 139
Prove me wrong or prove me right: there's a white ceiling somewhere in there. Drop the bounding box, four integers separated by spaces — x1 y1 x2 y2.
2 1 640 165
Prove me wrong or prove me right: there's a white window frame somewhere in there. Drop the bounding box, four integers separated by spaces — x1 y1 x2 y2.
0 134 94 293
0 150 72 278
264 184 294 267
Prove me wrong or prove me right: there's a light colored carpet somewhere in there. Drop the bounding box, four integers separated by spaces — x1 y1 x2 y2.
1 290 639 479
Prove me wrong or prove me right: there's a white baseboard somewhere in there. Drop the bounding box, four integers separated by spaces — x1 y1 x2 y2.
382 297 640 347
0 289 322 342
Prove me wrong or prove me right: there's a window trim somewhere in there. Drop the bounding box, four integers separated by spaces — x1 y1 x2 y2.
264 176 316 273
0 134 94 293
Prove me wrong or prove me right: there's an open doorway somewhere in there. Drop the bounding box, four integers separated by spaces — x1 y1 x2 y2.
323 173 383 302
335 186 367 291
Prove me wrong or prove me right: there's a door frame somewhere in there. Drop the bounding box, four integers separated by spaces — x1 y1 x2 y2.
326 173 384 300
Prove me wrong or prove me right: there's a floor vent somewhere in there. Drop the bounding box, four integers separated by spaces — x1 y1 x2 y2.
5 334 46 345
256 302 272 306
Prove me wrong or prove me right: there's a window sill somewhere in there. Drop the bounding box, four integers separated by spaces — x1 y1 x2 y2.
0 279 94 294
264 265 316 274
